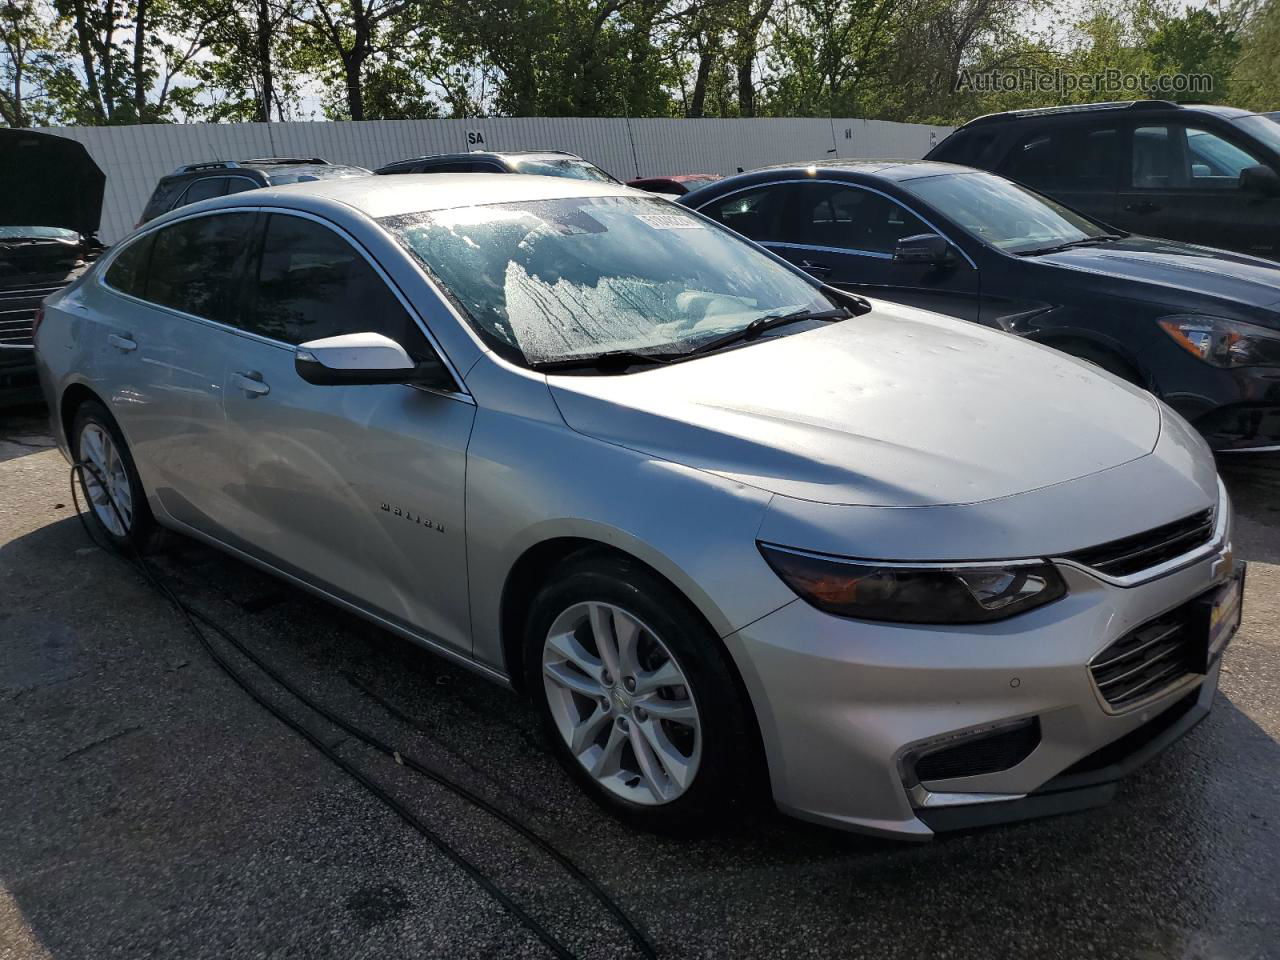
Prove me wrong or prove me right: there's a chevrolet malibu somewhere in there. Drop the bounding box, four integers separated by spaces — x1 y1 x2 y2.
36 175 1243 839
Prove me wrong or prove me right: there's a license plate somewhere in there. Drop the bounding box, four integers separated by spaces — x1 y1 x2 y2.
1204 566 1245 662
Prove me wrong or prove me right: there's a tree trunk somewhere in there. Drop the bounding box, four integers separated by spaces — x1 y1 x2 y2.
68 0 106 121
736 57 754 117
133 0 149 119
689 50 713 118
256 0 274 121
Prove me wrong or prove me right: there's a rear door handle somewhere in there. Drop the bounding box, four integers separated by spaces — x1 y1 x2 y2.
799 259 833 277
233 371 270 398
107 334 137 353
1124 200 1161 214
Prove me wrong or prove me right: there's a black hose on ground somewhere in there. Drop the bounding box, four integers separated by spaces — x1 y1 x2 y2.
69 461 658 960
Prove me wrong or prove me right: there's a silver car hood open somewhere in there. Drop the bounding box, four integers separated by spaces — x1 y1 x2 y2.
548 305 1162 508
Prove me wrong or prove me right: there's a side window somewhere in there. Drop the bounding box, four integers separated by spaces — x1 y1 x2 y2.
145 213 256 322
175 177 228 209
1186 127 1265 187
783 182 928 254
699 186 786 242
1003 127 1118 190
224 177 258 196
1132 126 1186 189
103 234 154 298
245 214 426 353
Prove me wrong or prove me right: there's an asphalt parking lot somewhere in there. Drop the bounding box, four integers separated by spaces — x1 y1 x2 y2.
2 403 1279 960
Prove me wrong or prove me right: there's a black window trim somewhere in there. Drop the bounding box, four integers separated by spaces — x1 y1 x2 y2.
695 177 977 269
96 206 473 404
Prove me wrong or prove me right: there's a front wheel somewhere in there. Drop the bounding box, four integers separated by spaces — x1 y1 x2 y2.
525 552 759 832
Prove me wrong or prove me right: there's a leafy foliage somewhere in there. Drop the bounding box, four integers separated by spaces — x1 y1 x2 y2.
0 0 1275 126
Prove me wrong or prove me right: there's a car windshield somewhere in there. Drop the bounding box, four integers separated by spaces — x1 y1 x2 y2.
1234 114 1280 155
509 158 620 184
264 165 370 185
901 171 1112 254
382 195 832 366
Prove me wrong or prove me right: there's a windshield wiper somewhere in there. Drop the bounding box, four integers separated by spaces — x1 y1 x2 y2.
528 349 685 373
687 306 851 357
1016 234 1125 257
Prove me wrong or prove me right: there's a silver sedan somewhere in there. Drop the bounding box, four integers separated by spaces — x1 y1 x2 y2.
35 174 1242 838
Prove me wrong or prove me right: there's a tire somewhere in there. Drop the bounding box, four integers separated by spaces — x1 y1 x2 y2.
70 399 163 553
524 550 758 833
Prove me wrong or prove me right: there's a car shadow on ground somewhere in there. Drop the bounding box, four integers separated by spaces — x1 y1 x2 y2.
2 512 1279 959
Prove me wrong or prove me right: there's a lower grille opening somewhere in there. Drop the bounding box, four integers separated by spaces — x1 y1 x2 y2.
914 718 1041 782
1090 602 1202 710
1057 690 1200 778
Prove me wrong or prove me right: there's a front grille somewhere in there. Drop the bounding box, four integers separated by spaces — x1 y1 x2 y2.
1066 508 1214 577
913 719 1041 781
1090 602 1201 709
0 283 62 348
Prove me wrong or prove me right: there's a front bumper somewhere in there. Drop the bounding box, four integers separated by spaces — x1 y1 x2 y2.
1163 364 1280 452
724 537 1240 840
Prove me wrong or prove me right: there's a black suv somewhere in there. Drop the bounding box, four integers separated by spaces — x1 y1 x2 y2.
376 150 620 183
138 157 370 225
2 129 104 405
927 100 1280 260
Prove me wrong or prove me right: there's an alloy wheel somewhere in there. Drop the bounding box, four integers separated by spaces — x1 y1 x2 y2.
79 422 133 537
542 601 702 805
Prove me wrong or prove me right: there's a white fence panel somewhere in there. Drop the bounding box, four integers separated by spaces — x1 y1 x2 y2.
36 116 952 242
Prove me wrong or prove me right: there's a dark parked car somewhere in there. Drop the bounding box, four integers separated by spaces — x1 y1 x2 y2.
376 150 621 183
139 157 369 225
680 160 1280 452
628 174 722 196
926 100 1280 261
1 129 104 405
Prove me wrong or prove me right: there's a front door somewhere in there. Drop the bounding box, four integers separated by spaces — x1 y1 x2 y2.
772 180 982 321
219 212 477 654
1117 122 1280 259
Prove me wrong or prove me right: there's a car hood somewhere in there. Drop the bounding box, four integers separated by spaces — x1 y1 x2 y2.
548 305 1162 507
1034 236 1280 313
0 129 105 238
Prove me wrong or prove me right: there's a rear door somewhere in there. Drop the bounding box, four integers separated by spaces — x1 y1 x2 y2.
91 211 256 533
1116 121 1279 257
218 211 477 653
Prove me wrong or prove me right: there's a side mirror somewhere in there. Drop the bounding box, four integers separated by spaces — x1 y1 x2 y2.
1240 164 1280 197
295 332 455 390
893 233 953 265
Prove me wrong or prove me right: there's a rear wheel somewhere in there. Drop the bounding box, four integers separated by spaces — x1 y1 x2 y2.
525 551 758 832
71 399 162 553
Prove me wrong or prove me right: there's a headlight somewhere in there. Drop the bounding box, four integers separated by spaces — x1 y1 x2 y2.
757 544 1067 624
1157 315 1280 368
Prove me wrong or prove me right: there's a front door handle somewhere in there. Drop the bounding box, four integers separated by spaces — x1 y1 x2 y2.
1124 200 1161 214
233 371 270 398
107 334 137 353
799 259 833 277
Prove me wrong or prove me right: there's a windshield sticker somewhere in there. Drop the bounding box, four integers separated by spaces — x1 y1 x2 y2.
636 214 704 230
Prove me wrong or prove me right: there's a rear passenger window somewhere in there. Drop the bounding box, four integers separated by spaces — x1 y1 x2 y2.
700 186 786 241
224 178 258 196
176 177 227 208
784 182 927 254
103 234 154 298
245 214 426 352
145 213 255 321
1003 127 1118 190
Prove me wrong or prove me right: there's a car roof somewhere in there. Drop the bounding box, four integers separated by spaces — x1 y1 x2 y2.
188 172 637 221
753 159 975 181
959 99 1255 128
382 150 586 167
